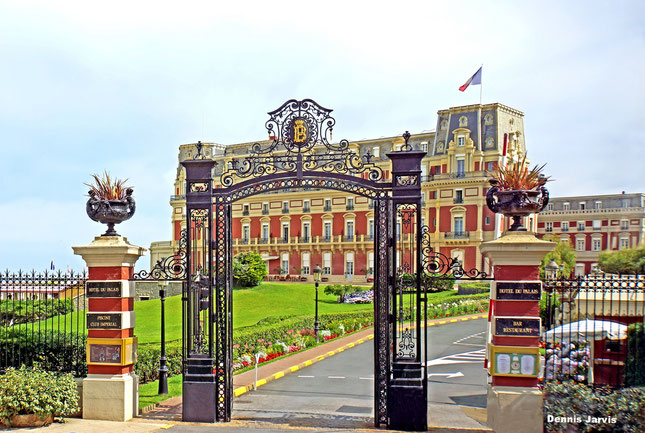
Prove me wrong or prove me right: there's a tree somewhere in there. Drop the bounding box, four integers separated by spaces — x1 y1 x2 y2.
598 246 645 275
539 234 577 278
232 251 267 287
323 284 365 303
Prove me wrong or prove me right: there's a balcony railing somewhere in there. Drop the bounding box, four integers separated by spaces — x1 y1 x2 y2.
324 204 332 211
242 210 249 216
280 237 289 244
260 237 269 244
453 198 464 204
262 208 269 215
282 207 289 214
323 235 332 242
300 236 311 243
170 195 185 201
303 206 310 213
346 204 354 211
240 238 249 245
345 235 355 242
445 231 470 239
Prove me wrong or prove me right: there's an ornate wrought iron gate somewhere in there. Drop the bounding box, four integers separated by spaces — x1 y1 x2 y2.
181 99 429 429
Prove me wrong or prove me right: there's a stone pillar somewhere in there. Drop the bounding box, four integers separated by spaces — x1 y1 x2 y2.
73 236 146 421
481 231 555 433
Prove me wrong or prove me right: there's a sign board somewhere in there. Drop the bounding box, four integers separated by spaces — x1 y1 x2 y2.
494 317 540 337
87 337 137 366
87 281 122 298
495 282 541 301
489 345 540 377
87 313 122 329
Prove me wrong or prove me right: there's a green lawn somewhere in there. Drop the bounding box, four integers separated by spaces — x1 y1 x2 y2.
139 374 183 409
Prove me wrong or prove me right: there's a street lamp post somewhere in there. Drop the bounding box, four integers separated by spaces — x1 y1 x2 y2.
313 264 322 343
158 280 169 395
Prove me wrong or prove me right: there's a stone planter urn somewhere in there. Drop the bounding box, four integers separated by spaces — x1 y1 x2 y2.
486 179 549 231
86 188 136 236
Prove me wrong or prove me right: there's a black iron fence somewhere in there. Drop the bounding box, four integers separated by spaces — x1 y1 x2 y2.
0 270 87 376
541 274 645 388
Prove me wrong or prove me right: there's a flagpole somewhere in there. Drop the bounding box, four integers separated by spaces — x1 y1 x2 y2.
479 64 483 105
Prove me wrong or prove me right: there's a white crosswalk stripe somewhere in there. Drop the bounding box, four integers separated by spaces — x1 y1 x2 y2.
426 348 486 367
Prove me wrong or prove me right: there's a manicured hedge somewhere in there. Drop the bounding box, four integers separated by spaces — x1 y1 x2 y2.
625 323 645 387
0 330 86 377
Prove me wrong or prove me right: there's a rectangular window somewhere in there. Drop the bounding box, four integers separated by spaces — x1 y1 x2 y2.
346 197 354 210
282 200 289 213
243 204 249 215
547 203 554 211
578 222 585 231
323 222 332 241
457 137 465 146
485 216 491 225
372 146 380 158
579 202 586 210
302 222 310 241
368 252 374 274
262 224 269 242
323 252 331 275
576 239 585 251
302 253 310 275
242 224 250 241
281 253 289 274
592 239 601 251
575 264 585 277
368 219 374 239
456 159 465 177
454 216 464 234
421 142 428 152
592 220 601 230
620 238 630 249
262 202 269 215
562 222 569 232
622 199 629 208
346 221 354 240
282 223 289 241
303 199 310 213
455 189 463 203
346 252 354 275
594 201 602 210
563 202 570 211
621 220 629 230
324 199 332 211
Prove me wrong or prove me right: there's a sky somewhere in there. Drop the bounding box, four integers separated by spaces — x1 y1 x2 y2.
1 1 643 272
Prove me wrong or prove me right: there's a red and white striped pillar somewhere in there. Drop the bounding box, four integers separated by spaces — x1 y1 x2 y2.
481 231 555 433
73 236 145 421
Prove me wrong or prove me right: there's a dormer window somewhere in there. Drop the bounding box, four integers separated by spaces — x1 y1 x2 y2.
457 137 465 147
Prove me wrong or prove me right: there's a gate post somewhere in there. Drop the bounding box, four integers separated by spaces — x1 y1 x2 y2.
386 136 427 431
481 232 555 433
73 236 146 421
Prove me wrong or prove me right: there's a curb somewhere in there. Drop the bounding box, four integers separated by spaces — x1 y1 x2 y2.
233 313 488 397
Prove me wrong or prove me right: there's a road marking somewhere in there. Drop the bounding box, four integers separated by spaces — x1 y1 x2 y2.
359 377 374 380
298 375 314 378
428 371 464 379
328 376 346 379
454 331 486 347
427 348 486 367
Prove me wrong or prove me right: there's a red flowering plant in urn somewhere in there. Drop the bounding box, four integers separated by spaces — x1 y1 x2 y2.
85 171 136 236
486 155 550 231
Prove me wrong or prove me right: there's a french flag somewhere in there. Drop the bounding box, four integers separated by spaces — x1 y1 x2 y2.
459 67 482 92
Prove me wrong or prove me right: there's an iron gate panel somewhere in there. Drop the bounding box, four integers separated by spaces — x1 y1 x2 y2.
181 100 432 429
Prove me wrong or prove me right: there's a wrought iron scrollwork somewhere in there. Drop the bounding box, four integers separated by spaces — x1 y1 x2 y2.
219 99 384 186
132 230 188 280
420 225 490 280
